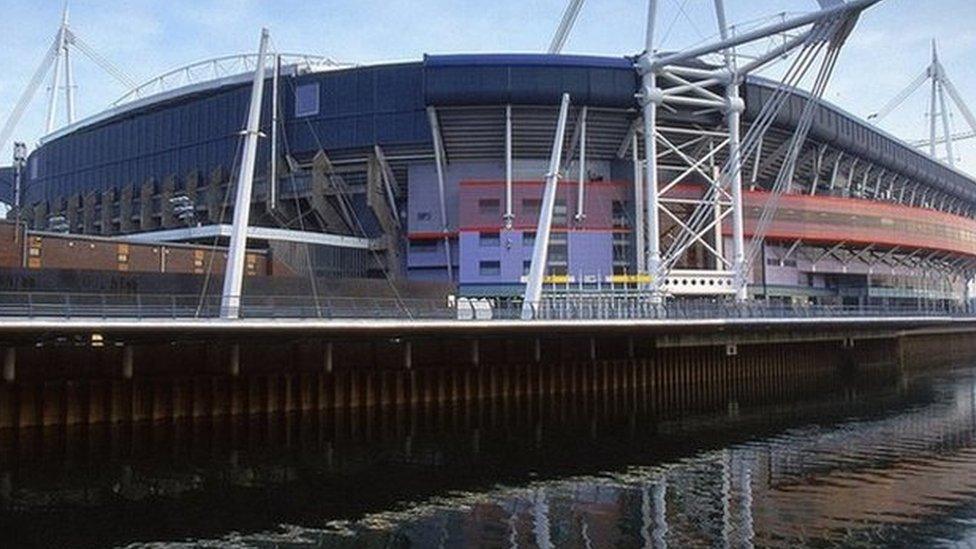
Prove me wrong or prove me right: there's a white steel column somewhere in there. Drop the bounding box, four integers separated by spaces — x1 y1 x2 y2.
715 0 747 301
929 60 939 159
575 106 588 224
427 107 454 280
522 93 572 319
45 26 65 134
639 0 661 291
937 77 956 168
269 54 280 210
220 28 270 319
505 104 514 229
63 41 75 124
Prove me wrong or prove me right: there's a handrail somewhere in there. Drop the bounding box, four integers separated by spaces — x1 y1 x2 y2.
0 292 970 322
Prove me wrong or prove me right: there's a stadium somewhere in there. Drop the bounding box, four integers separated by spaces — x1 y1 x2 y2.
4 2 976 308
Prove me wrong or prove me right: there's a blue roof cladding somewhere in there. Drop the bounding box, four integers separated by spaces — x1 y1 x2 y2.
21 53 976 207
283 62 430 155
0 166 14 204
424 54 638 108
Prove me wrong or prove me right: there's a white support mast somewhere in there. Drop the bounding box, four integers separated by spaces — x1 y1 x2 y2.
874 40 976 166
634 0 878 302
45 13 67 134
715 0 747 301
63 32 75 124
0 4 135 156
220 28 270 319
548 0 586 54
522 93 572 319
638 0 662 292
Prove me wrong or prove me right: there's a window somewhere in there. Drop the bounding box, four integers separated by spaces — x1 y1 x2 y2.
479 261 501 276
549 245 568 263
295 83 320 117
478 198 501 216
547 265 568 277
553 199 568 226
523 260 533 275
523 232 536 247
522 198 542 216
612 200 630 229
416 211 432 222
479 232 500 247
410 240 437 253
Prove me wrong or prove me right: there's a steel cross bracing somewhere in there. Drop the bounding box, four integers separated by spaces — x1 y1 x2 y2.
871 41 976 167
0 6 136 158
630 0 881 306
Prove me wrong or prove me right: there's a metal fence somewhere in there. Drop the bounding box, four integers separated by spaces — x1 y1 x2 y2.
0 291 971 322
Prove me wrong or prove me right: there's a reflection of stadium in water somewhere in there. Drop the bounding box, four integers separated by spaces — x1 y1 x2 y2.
2 361 976 546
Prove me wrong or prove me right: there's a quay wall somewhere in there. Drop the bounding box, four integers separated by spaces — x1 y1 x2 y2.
0 329 961 430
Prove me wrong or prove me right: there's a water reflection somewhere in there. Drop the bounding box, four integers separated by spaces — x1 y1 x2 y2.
2 364 976 547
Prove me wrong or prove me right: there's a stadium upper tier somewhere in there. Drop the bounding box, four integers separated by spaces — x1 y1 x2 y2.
22 53 976 209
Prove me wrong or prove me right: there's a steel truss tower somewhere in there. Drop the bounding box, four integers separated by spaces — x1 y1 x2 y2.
871 41 976 168
0 5 135 158
521 0 883 317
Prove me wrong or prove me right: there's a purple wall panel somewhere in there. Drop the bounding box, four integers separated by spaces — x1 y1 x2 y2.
568 232 613 280
408 161 504 233
458 229 528 285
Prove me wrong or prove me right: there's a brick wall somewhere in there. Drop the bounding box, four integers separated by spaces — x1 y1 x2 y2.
0 220 269 276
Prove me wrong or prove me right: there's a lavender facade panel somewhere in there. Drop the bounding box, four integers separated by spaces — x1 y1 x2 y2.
568 232 614 280
458 229 527 285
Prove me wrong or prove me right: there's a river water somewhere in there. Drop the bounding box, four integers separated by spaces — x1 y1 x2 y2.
2 360 976 548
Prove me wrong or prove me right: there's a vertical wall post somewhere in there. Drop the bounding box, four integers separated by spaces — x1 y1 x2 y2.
220 28 270 319
2 348 14 383
122 345 133 379
633 133 645 275
324 341 334 373
505 104 514 229
229 343 241 377
521 93 572 319
403 341 413 370
575 106 588 224
269 53 280 211
427 107 454 281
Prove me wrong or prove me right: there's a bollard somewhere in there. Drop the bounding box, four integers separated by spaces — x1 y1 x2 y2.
403 341 413 370
534 338 542 363
471 339 480 367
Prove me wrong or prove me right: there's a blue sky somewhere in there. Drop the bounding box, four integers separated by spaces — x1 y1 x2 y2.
1 0 975 175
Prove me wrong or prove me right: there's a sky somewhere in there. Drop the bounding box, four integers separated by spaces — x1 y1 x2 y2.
0 0 974 184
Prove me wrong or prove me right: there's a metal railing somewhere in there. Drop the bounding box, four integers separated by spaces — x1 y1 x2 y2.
0 292 970 321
